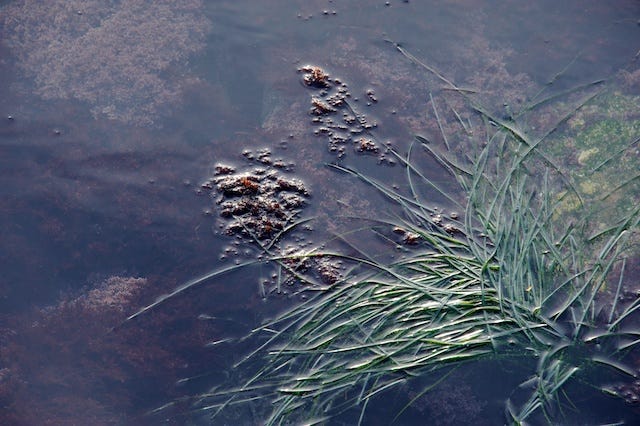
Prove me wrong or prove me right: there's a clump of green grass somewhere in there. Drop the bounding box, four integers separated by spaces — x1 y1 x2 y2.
175 92 636 424
129 53 640 425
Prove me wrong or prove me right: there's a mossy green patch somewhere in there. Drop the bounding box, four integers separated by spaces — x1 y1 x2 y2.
577 147 599 166
546 91 640 225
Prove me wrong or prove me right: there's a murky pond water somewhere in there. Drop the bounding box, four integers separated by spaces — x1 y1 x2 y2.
1 1 639 424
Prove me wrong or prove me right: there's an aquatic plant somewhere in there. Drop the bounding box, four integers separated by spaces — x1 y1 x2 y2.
219 94 637 424
128 55 640 424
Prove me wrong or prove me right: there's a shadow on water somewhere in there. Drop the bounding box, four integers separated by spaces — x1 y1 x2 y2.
0 0 639 424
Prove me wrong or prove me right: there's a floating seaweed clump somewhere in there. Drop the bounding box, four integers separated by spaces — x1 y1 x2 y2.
200 148 308 243
196 148 347 294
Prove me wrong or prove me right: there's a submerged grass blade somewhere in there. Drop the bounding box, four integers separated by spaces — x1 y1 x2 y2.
146 46 639 425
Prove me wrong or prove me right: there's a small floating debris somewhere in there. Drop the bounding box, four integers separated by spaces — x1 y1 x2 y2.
214 164 235 175
298 65 393 163
442 223 462 235
355 137 379 154
300 65 330 88
365 89 378 103
392 226 421 245
311 97 336 115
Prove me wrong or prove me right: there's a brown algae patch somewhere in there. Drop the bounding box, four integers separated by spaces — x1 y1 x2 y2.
200 148 309 243
1 0 212 126
299 65 395 164
197 146 348 291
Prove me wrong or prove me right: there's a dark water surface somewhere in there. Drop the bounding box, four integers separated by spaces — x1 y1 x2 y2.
1 1 639 424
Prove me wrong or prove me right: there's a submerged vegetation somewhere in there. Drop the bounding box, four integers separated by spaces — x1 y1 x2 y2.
129 48 640 424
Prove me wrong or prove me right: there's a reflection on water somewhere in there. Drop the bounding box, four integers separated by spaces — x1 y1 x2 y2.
0 0 639 424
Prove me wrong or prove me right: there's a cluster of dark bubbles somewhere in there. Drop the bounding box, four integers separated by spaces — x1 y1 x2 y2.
606 379 640 404
298 65 395 165
296 9 337 20
199 148 309 245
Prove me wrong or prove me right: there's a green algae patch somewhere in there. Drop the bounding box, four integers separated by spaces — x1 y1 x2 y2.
546 91 640 230
576 147 599 166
